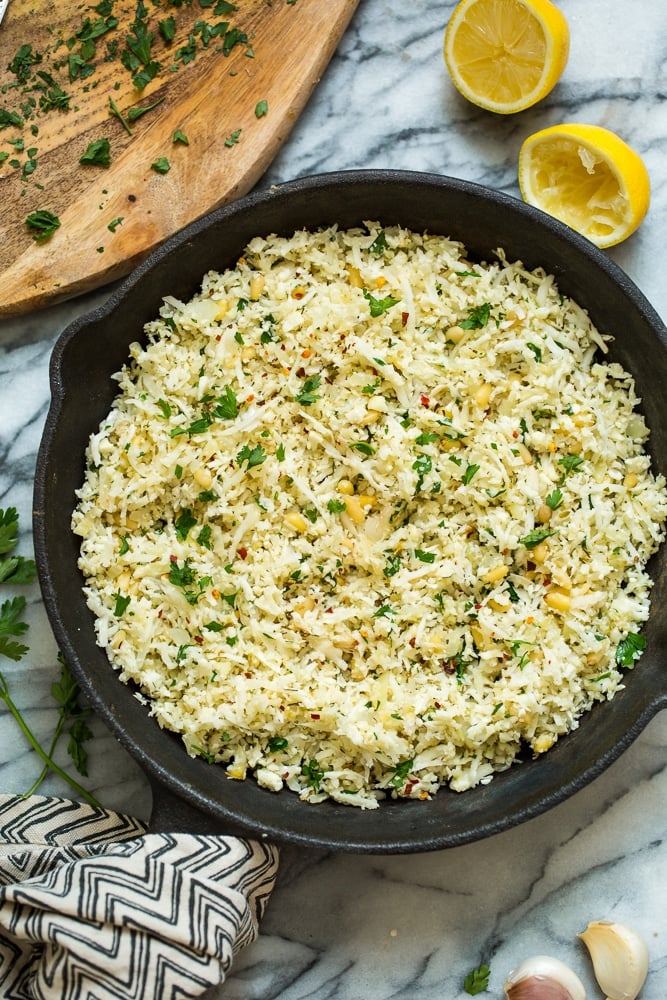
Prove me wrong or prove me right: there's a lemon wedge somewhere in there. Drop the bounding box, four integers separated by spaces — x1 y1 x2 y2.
444 0 570 114
518 123 651 247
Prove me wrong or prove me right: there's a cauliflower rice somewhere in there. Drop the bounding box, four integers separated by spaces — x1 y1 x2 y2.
73 223 667 809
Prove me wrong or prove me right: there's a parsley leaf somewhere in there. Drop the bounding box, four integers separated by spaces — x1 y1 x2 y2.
519 527 557 549
545 488 563 510
301 758 325 790
25 209 61 242
362 287 400 317
0 596 30 661
464 963 491 995
236 443 267 469
295 374 321 406
558 454 584 477
151 156 171 174
460 303 491 329
462 462 480 485
368 230 388 256
615 632 646 668
79 138 111 166
213 385 239 419
175 508 197 541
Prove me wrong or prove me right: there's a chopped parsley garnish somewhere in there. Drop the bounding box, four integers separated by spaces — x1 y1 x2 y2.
173 128 189 145
615 632 646 669
79 138 112 166
214 385 239 419
362 287 400 317
383 552 401 577
350 441 375 456
168 558 209 604
415 431 440 445
558 453 584 478
294 374 321 406
368 230 388 256
175 508 197 540
236 443 267 469
224 127 242 147
25 209 61 242
460 302 491 329
414 549 435 563
464 963 491 995
268 736 288 752
113 592 131 617
462 462 480 485
526 341 543 362
545 488 564 510
151 156 171 174
327 497 347 514
412 453 432 491
389 758 414 789
254 98 269 118
519 527 557 549
301 758 325 790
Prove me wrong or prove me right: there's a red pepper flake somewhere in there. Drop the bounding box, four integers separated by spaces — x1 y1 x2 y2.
244 671 252 678
409 636 417 648
169 554 178 563
216 334 222 342
246 394 255 403
403 779 418 795
420 394 430 406
401 311 409 326
310 713 320 720
543 577 552 586
512 429 519 439
194 635 204 645
237 547 248 560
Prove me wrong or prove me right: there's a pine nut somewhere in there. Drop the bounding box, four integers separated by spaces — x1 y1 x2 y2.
544 590 571 612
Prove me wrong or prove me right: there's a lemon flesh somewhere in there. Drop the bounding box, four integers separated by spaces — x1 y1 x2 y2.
519 124 651 248
444 0 569 114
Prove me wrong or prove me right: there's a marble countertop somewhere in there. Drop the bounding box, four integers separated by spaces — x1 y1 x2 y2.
1 1 666 996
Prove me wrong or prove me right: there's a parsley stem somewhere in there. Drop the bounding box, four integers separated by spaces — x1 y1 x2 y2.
22 711 67 798
0 672 100 807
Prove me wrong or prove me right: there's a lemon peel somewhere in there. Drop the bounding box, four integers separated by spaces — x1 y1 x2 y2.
444 0 570 114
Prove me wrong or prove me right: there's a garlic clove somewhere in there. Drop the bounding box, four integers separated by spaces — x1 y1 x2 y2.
578 920 649 1000
504 955 587 1000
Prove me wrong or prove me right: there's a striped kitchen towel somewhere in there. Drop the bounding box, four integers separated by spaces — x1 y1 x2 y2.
0 794 279 999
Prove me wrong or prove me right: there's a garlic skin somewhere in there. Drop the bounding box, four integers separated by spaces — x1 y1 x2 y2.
578 920 649 1000
504 955 587 1000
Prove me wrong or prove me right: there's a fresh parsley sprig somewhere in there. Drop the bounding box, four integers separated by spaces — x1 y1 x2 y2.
0 507 99 806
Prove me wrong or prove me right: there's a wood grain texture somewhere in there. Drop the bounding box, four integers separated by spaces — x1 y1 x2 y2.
0 0 359 317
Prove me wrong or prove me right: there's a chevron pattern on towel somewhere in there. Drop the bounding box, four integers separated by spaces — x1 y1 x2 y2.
0 795 279 1000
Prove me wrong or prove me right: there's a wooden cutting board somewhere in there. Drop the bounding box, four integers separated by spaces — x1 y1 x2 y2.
0 0 360 318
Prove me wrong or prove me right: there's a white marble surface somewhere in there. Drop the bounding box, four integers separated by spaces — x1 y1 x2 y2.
1 1 667 996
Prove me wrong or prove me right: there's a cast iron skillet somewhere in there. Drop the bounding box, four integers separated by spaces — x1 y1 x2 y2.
33 170 667 853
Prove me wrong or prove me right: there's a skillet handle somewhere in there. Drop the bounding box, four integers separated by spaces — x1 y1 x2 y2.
147 774 248 837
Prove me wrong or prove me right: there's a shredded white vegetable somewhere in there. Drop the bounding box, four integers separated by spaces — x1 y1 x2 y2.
73 223 667 809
